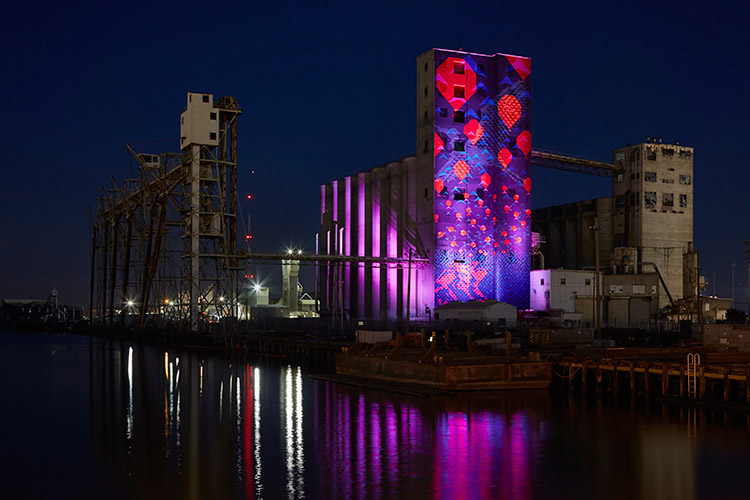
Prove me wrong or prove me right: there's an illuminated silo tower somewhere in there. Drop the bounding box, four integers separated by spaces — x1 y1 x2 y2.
417 49 532 308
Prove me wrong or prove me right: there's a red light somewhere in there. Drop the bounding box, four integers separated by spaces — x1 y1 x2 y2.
250 274 254 278
247 195 252 199
246 235 252 239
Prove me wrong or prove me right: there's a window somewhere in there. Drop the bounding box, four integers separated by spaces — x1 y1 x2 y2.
540 278 545 285
615 195 624 213
210 112 217 120
662 192 673 207
647 150 657 161
680 194 688 208
453 62 465 74
616 173 623 183
424 62 428 72
424 110 428 122
680 175 691 185
645 171 657 182
202 95 209 103
424 86 428 98
644 191 656 209
423 140 429 153
209 132 217 140
560 278 566 285
454 140 465 152
453 188 465 200
454 110 465 123
679 150 692 158
454 86 465 98
585 279 591 286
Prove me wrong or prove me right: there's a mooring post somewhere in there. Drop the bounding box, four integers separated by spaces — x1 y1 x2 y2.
629 362 635 395
420 328 426 347
724 368 731 403
596 366 602 393
569 364 575 391
662 363 669 396
679 365 686 398
612 361 618 396
581 363 588 393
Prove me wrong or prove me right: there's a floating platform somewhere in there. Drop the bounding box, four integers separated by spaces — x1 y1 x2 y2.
335 348 552 392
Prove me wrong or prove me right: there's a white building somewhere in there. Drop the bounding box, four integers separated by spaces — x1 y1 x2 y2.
434 300 517 328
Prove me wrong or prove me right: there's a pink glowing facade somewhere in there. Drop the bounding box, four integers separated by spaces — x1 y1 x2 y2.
319 49 531 321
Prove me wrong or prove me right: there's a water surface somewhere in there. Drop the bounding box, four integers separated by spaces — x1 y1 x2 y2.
1 329 749 499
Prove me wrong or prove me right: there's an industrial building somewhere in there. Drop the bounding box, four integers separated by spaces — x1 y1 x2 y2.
319 48 532 322
532 139 697 322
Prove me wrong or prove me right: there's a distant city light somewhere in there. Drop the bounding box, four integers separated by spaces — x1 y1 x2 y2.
297 249 302 255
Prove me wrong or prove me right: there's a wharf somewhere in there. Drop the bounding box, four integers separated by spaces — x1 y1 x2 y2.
555 347 750 408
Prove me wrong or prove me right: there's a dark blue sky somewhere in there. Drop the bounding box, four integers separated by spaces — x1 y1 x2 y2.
2 0 749 310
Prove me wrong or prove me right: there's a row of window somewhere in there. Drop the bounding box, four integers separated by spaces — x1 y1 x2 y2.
643 191 688 209
617 172 691 184
615 192 689 210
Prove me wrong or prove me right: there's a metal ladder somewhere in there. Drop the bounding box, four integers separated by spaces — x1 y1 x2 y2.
687 353 700 398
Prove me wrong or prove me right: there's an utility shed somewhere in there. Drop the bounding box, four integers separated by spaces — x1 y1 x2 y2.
530 269 597 312
435 300 517 328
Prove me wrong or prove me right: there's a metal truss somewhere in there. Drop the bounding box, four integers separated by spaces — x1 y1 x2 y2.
91 97 242 331
530 149 621 177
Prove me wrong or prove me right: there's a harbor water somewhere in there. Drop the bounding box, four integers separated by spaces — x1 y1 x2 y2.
1 328 749 499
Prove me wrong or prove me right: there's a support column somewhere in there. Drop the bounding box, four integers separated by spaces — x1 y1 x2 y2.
190 144 201 331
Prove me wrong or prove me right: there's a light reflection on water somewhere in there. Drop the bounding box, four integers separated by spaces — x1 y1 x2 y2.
2 331 750 499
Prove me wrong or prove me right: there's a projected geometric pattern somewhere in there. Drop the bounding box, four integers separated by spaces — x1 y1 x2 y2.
433 51 531 308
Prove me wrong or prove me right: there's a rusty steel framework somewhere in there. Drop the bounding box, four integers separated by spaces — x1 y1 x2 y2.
91 95 242 331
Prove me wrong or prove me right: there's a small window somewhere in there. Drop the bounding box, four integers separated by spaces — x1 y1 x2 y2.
423 140 429 153
661 178 674 184
585 279 591 286
540 278 545 285
560 278 566 285
679 175 691 185
453 188 465 200
454 86 465 98
615 195 624 213
645 172 656 182
454 140 465 152
181 117 184 125
454 111 465 123
424 62 428 72
424 188 428 198
662 192 674 207
616 173 623 183
644 191 656 209
424 110 428 122
647 151 657 161
209 132 217 140
453 62 465 74
210 112 217 120
202 95 209 103
424 86 428 98
680 194 688 208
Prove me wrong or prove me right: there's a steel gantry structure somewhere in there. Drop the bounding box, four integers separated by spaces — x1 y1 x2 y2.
91 93 242 331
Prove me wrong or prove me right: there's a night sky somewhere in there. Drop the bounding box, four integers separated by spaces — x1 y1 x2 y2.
2 0 749 311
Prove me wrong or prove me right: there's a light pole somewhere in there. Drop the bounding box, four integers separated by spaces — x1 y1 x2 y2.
589 217 601 340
